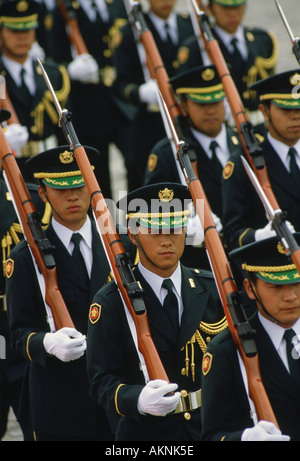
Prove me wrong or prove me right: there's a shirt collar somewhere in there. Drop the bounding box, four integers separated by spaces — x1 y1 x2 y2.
190 124 229 164
267 132 300 165
52 216 92 253
2 55 34 87
258 312 300 352
138 261 182 303
148 11 177 43
214 24 247 59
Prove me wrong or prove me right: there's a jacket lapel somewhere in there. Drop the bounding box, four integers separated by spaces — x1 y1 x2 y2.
254 317 300 398
263 139 300 200
134 268 179 344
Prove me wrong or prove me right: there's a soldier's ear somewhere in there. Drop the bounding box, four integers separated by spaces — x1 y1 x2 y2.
38 184 48 204
258 103 269 123
244 278 256 300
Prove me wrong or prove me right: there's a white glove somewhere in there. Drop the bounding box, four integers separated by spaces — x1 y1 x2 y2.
255 221 295 241
186 213 204 247
4 124 29 155
241 420 290 441
137 379 180 416
29 41 46 60
138 79 158 105
211 212 223 233
68 53 100 84
43 327 87 362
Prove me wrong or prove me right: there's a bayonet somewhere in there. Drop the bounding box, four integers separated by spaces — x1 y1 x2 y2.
274 0 300 64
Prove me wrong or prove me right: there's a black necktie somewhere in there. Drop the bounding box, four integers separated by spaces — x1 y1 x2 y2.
20 67 32 106
288 147 300 190
283 329 300 387
230 37 245 73
164 23 174 53
209 140 223 177
71 233 89 283
91 1 104 26
162 279 179 336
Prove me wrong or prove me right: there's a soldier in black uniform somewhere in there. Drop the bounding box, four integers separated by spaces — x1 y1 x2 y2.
113 0 194 191
87 182 227 441
5 146 119 441
144 65 241 269
0 0 70 182
0 109 48 441
201 235 300 441
50 0 129 199
176 0 278 132
222 70 300 253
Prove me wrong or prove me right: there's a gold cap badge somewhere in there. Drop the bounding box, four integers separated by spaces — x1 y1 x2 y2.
59 151 74 164
158 188 174 202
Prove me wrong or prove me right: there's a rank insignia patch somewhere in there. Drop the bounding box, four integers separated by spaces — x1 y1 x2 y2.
89 303 101 324
202 352 213 376
223 161 235 180
6 259 14 278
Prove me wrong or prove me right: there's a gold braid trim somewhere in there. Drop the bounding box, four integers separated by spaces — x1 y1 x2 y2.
114 383 126 416
126 210 191 219
41 202 52 229
242 263 296 272
199 316 228 335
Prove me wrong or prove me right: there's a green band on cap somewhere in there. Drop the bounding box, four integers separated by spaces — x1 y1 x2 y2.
43 175 85 189
271 98 300 109
186 89 226 104
0 14 38 30
256 269 300 285
212 0 246 6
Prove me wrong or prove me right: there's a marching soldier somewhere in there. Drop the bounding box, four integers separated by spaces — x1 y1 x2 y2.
0 109 49 441
5 146 119 440
176 0 278 132
113 0 194 191
50 0 129 199
144 65 241 269
201 235 300 441
87 182 227 441
0 0 70 182
222 70 300 253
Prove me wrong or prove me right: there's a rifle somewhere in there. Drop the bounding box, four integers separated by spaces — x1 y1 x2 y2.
0 126 74 331
56 0 89 55
125 0 199 174
157 87 279 427
191 0 300 273
274 0 300 65
37 58 169 383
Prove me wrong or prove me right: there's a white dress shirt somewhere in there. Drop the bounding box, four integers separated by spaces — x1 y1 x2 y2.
214 24 248 60
52 217 93 277
148 11 178 45
79 0 109 23
190 124 230 167
267 132 300 172
138 261 183 325
259 312 300 373
2 55 36 95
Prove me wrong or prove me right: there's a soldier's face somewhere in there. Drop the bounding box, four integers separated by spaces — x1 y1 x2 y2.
128 226 185 278
209 4 246 34
261 103 300 147
0 27 35 63
244 278 300 328
149 0 176 20
38 184 90 231
182 98 225 137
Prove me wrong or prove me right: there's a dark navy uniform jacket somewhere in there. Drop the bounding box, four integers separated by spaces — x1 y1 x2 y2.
6 219 113 439
176 26 277 113
201 314 300 441
87 265 227 441
222 138 300 251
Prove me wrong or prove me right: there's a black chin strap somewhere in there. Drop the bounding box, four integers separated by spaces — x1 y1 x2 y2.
247 272 283 325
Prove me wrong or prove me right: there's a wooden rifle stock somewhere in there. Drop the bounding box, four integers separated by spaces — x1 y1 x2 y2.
37 53 169 382
57 0 89 55
155 72 279 426
0 126 74 330
192 1 300 273
69 143 169 381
